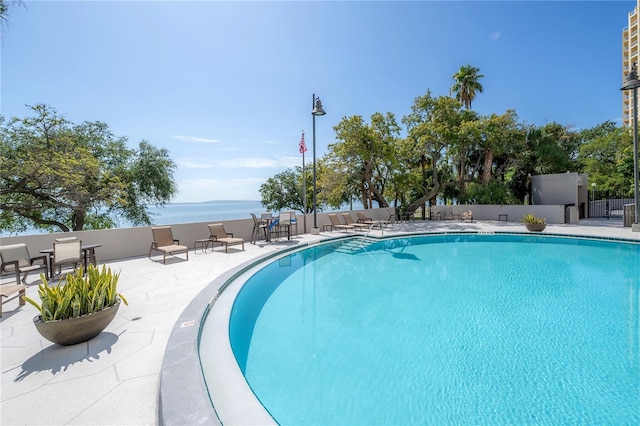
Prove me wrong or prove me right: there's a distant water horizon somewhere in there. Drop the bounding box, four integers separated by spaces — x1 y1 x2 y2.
1 199 366 237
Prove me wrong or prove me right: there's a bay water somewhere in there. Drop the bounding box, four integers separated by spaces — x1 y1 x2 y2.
1 200 366 236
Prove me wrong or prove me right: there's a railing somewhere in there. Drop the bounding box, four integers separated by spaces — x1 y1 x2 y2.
589 190 634 219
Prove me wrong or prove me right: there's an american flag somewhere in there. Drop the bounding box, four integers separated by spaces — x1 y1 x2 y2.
299 131 307 154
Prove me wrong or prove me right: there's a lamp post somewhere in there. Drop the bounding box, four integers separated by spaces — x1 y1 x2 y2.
311 94 326 234
591 182 596 218
620 62 640 232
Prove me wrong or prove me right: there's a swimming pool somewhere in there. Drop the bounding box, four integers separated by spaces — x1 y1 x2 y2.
199 233 640 424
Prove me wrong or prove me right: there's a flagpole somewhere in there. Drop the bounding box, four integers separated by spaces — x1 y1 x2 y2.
300 130 307 234
302 148 307 235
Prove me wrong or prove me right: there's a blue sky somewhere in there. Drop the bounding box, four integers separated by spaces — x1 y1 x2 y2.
1 0 634 203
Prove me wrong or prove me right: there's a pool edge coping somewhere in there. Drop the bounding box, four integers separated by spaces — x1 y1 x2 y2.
158 230 639 425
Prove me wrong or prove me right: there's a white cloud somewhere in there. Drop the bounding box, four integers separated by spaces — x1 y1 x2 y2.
489 31 502 41
177 156 305 170
218 158 279 168
280 156 306 168
174 177 265 202
172 135 221 143
216 156 304 169
176 158 212 169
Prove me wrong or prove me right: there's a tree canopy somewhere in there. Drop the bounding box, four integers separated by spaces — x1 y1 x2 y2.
261 65 632 215
259 166 319 214
0 104 178 233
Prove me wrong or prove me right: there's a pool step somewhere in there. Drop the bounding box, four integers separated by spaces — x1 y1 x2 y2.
335 237 378 253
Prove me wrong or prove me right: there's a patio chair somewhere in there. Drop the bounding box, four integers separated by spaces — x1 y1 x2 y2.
55 236 78 242
208 223 245 253
274 212 292 241
0 243 48 286
462 210 474 222
286 211 299 237
327 213 354 233
53 239 83 277
356 211 373 223
443 206 454 220
149 226 189 263
341 213 369 231
250 213 268 244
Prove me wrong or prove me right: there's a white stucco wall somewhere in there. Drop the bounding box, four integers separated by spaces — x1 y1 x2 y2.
0 205 570 265
0 209 396 263
430 204 565 224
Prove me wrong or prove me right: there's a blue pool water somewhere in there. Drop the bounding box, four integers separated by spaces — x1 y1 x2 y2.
228 234 640 425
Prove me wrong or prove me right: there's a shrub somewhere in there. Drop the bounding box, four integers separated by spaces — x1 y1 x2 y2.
22 264 127 321
520 214 546 225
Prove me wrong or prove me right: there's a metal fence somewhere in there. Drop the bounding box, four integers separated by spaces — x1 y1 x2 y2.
589 190 634 219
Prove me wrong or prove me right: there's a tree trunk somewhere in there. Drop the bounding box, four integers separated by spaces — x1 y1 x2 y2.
361 161 389 208
405 151 440 215
483 149 494 182
360 183 369 208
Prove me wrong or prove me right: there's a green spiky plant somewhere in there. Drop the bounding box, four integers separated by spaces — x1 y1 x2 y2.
23 264 128 322
520 214 546 225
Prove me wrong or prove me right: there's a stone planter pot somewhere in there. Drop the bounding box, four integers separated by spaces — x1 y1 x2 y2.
525 223 547 232
33 300 121 346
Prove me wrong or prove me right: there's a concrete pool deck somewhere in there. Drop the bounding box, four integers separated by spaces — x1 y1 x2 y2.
1 218 638 425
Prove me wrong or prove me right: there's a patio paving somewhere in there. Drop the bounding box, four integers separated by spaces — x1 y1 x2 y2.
1 219 638 425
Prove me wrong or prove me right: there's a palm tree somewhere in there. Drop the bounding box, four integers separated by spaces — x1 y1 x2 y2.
450 64 484 109
0 1 8 23
1 1 24 24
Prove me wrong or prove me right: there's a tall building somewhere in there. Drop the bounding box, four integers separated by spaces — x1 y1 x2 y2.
623 0 640 127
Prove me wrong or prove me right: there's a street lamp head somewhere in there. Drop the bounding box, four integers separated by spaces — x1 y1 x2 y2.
312 98 326 116
621 62 640 91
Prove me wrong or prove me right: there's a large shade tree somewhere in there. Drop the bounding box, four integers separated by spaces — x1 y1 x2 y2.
327 112 401 209
0 104 178 233
401 92 467 214
578 121 633 193
259 166 319 214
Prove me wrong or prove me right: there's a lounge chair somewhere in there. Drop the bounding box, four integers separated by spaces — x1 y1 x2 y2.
341 213 369 231
208 223 245 253
356 211 373 223
462 210 474 222
327 213 354 233
387 208 399 224
149 226 189 263
0 243 48 285
358 211 391 227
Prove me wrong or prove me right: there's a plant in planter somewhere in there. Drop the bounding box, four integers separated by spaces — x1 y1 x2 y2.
23 264 128 346
520 214 547 232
